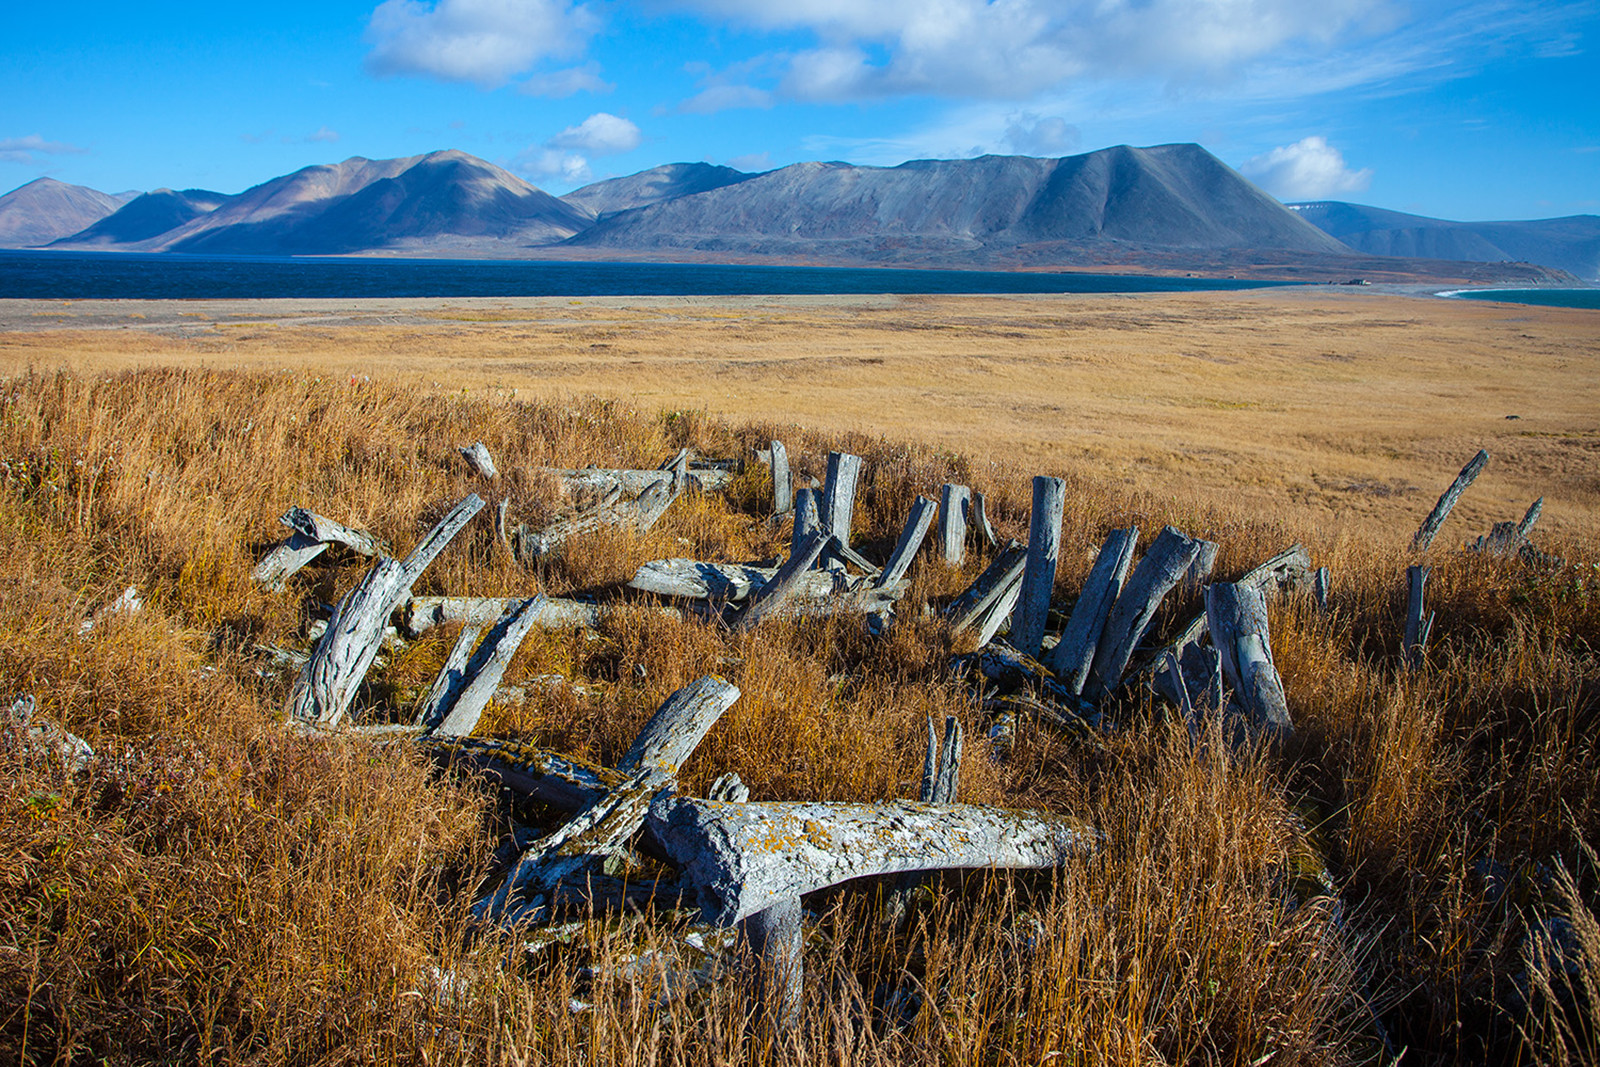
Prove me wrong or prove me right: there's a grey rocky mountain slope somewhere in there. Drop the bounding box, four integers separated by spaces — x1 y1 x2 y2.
129 151 592 255
564 144 1349 257
54 188 232 247
562 162 756 219
1290 201 1600 281
0 178 138 247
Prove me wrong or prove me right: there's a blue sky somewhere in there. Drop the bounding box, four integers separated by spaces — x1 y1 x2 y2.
2 0 1596 220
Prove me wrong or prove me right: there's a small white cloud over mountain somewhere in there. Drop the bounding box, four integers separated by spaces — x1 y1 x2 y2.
546 113 641 155
365 0 598 88
1240 136 1373 200
515 148 592 184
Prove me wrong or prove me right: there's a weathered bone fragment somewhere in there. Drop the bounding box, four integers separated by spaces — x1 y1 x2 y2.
1083 526 1203 704
1046 527 1138 694
647 795 1099 927
769 439 792 516
947 541 1027 637
970 491 997 549
1205 581 1293 742
475 768 671 929
820 452 863 547
735 531 837 631
1404 564 1434 669
423 597 547 738
939 484 971 566
459 442 499 480
1413 448 1489 551
876 495 937 589
1010 476 1066 658
287 495 484 726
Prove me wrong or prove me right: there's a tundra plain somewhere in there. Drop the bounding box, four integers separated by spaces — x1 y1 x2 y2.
3 287 1596 538
2 286 1598 1066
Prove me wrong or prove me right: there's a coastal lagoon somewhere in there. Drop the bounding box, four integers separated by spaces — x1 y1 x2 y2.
0 250 1288 300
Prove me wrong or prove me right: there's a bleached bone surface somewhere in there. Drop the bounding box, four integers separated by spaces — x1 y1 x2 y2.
647 795 1099 926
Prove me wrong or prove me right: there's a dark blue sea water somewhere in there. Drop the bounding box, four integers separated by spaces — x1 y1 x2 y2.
0 249 1289 300
1441 287 1600 310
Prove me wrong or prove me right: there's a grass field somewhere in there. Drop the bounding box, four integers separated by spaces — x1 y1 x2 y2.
1 290 1597 1065
4 288 1597 537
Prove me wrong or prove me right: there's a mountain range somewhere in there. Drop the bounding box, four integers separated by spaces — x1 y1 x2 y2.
1286 201 1600 282
0 145 1592 280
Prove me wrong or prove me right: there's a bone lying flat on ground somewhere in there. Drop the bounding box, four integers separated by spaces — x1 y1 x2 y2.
648 795 1100 927
404 594 682 637
521 478 680 559
8 695 95 773
537 465 736 497
627 557 844 603
77 584 143 635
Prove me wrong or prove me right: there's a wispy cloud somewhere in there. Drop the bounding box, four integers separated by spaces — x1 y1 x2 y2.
365 0 598 88
671 0 1399 101
1003 114 1079 157
519 62 611 97
0 134 88 165
726 151 773 172
305 127 341 143
1240 136 1373 199
680 83 774 114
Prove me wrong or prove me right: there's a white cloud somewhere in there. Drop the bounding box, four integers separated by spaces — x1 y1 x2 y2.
519 62 612 97
1003 114 1079 156
1239 136 1373 200
514 147 592 184
546 112 641 155
0 134 88 164
365 0 598 88
673 0 1396 100
306 127 342 143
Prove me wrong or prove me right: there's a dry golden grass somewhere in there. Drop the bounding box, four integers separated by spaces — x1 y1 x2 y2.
0 310 1595 1065
3 289 1597 538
